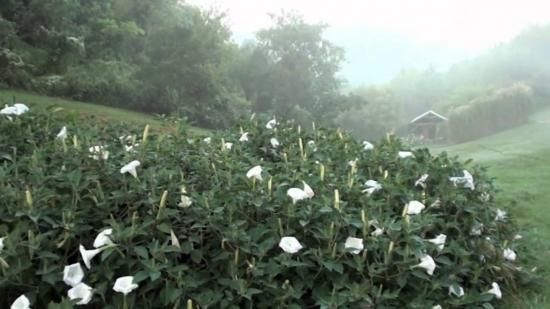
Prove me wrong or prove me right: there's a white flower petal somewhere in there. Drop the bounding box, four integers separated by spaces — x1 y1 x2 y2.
415 174 429 188
426 234 447 251
266 118 277 129
398 151 414 158
203 137 211 144
93 229 114 248
1 103 29 116
302 181 314 198
10 295 30 309
79 245 103 270
415 254 436 275
88 145 109 160
344 237 364 254
56 126 68 140
239 132 249 142
270 138 280 148
406 200 425 215
0 236 5 252
371 227 384 237
495 209 507 222
279 236 303 254
63 263 85 287
224 142 233 151
120 160 141 178
486 282 502 299
287 188 308 204
113 276 138 295
362 180 382 196
503 248 517 262
68 282 93 305
246 165 262 181
178 195 193 208
170 229 181 248
362 140 374 150
449 170 475 190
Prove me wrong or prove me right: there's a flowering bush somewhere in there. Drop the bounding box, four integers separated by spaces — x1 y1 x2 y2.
0 105 531 308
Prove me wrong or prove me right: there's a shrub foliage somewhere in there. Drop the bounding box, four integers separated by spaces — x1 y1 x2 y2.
0 105 530 308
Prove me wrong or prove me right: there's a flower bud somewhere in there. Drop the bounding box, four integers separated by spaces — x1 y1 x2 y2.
73 135 79 149
334 189 340 210
142 124 150 145
25 189 33 208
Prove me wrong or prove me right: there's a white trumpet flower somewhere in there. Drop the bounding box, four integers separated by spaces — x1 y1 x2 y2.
486 282 502 299
266 118 278 129
415 254 436 275
270 138 280 148
63 263 84 287
362 180 382 196
120 160 141 178
246 165 263 181
362 140 374 150
278 236 303 254
88 145 109 160
113 276 138 295
79 245 103 270
426 234 447 251
406 200 425 215
449 170 475 190
93 229 114 248
344 237 364 255
68 282 93 305
503 248 517 262
287 181 314 204
56 126 68 140
10 295 30 309
398 151 414 158
239 132 249 142
415 174 429 188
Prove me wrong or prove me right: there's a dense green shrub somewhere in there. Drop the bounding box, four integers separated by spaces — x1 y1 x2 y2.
0 105 532 308
448 83 532 143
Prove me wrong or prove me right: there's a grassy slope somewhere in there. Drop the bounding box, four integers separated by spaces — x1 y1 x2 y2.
0 90 209 134
433 107 550 308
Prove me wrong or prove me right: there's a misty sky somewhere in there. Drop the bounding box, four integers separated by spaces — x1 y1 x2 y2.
188 0 550 85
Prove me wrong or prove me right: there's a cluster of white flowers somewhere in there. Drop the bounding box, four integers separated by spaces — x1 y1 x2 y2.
6 115 514 306
8 227 137 307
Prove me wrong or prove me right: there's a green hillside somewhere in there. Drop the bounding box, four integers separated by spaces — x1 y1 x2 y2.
0 90 209 135
433 108 550 308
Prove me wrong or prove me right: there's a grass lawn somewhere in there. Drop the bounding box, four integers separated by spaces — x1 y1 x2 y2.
0 89 210 135
433 108 550 308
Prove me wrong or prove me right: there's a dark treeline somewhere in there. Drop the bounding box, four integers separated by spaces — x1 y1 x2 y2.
340 25 550 142
0 0 358 128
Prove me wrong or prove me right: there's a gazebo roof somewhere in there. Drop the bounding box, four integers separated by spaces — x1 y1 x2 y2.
410 110 448 124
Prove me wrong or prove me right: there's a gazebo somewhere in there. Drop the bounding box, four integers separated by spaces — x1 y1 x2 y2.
408 110 448 141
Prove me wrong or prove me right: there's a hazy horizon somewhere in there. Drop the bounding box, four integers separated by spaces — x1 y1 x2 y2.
188 0 550 85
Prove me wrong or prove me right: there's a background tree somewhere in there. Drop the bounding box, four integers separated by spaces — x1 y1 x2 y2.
236 13 349 125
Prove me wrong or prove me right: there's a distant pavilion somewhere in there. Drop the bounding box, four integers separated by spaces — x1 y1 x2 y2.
408 110 448 141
